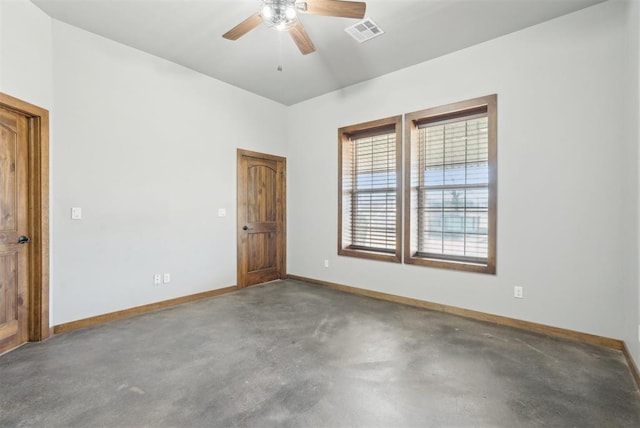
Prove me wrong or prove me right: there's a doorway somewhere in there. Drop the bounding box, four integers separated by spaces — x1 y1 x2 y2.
0 92 49 354
236 149 286 288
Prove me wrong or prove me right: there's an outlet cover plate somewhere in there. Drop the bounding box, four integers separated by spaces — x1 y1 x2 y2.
71 207 82 220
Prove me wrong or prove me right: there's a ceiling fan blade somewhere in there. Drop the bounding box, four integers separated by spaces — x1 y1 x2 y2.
289 22 316 55
222 12 263 40
299 0 366 19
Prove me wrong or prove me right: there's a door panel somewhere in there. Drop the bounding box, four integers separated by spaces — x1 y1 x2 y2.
0 253 18 327
237 150 286 287
0 129 17 231
247 165 277 223
0 108 29 354
247 232 277 272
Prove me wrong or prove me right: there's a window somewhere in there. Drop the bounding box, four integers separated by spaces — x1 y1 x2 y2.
405 95 497 273
338 116 402 262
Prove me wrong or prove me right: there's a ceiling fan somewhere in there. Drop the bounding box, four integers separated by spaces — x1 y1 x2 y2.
222 0 367 55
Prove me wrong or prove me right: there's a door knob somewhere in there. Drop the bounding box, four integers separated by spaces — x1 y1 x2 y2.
242 225 249 231
17 235 30 244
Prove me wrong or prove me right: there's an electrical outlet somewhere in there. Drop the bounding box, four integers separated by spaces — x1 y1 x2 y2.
154 274 162 285
163 273 171 284
324 260 329 268
514 286 524 299
71 207 82 220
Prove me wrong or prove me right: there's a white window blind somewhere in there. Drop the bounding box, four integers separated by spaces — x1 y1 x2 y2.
345 129 397 253
417 113 489 262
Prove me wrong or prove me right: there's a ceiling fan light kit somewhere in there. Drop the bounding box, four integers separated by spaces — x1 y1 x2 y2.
261 0 299 31
222 0 367 55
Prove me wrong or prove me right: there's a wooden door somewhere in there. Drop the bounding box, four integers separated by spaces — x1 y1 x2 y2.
237 149 286 287
0 106 29 354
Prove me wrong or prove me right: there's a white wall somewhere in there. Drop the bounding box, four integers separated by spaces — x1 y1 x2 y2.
636 0 640 367
287 1 633 352
0 0 52 109
621 0 640 366
50 22 287 324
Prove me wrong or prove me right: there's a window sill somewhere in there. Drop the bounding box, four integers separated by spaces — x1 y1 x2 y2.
339 247 401 263
404 254 495 274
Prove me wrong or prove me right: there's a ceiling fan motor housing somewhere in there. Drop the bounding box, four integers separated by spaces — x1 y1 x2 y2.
261 0 298 31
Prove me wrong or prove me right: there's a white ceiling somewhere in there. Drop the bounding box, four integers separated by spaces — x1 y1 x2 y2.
31 0 605 106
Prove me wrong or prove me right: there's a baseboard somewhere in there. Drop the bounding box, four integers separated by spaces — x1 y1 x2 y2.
53 286 238 334
287 274 624 351
622 342 640 391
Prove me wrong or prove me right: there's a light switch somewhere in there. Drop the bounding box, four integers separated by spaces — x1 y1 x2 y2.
218 208 226 217
71 207 82 220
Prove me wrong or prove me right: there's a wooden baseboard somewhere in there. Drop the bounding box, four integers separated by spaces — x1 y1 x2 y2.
622 342 640 391
53 286 237 334
287 274 624 351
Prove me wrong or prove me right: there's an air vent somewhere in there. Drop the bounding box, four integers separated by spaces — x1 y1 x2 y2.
345 18 384 43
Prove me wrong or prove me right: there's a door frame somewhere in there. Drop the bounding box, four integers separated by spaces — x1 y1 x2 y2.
0 92 50 343
236 149 286 288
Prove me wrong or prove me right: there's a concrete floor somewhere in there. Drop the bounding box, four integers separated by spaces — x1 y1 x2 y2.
1 279 639 427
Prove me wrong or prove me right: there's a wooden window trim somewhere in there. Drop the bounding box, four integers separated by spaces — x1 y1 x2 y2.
404 95 497 274
338 115 402 263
